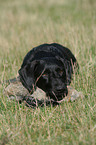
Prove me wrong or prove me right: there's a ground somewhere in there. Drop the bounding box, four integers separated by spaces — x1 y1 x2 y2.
0 0 96 144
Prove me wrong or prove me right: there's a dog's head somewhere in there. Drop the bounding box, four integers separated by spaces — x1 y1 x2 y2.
19 57 69 101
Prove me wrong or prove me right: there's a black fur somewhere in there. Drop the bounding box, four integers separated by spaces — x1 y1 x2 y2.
19 43 78 101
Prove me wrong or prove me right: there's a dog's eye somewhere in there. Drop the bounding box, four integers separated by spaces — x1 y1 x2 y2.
57 69 63 76
59 70 63 75
42 73 48 77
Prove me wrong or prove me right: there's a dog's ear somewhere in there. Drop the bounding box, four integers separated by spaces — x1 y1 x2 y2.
55 56 73 85
18 60 40 93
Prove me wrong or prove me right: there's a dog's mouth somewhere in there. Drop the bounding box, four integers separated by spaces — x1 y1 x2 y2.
46 89 68 101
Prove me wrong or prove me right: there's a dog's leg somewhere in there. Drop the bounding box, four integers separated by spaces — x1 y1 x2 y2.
3 77 84 106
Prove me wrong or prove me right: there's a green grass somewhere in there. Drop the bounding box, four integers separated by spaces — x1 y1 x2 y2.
0 0 96 144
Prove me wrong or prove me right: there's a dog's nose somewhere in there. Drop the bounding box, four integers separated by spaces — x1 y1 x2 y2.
56 87 64 92
56 85 67 93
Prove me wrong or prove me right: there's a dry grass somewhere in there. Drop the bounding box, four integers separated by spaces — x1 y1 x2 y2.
0 0 96 144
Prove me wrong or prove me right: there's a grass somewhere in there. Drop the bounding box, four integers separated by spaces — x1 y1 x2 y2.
0 0 96 144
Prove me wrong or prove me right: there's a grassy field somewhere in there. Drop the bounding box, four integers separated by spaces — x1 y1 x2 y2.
0 0 96 144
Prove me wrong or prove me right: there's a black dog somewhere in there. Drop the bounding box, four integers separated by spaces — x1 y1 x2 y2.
19 43 78 101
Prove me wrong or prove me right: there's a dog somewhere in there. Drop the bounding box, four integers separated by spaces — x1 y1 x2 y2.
18 43 78 101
